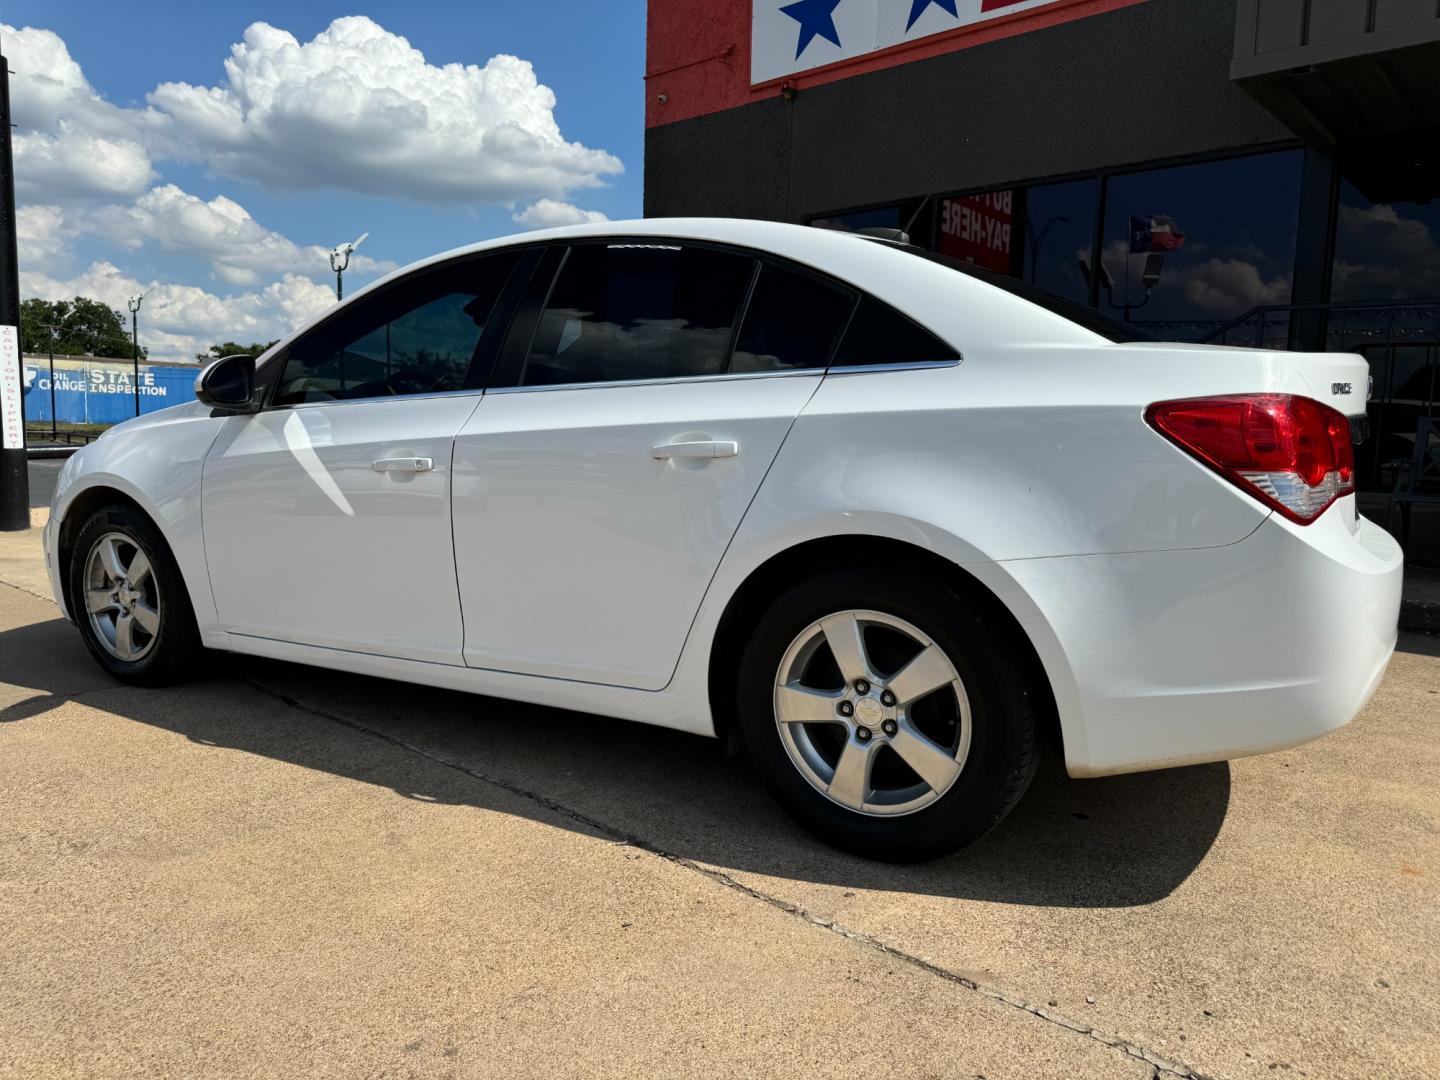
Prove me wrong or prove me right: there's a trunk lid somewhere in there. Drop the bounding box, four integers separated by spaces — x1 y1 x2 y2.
1283 351 1371 418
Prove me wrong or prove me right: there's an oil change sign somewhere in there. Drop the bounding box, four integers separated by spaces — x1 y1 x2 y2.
752 0 1130 83
0 325 23 451
21 357 201 426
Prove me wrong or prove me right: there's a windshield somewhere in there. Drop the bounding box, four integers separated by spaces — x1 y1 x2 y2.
870 240 1160 344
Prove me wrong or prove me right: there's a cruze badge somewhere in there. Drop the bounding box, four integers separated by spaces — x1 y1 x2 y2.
1332 381 1353 396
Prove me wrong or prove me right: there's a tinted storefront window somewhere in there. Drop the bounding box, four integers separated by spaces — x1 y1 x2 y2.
1328 181 1440 486
1331 181 1440 302
1100 150 1304 341
938 191 1017 274
937 180 1097 306
1018 180 1098 306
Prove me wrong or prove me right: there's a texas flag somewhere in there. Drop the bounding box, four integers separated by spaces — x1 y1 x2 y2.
1129 215 1187 254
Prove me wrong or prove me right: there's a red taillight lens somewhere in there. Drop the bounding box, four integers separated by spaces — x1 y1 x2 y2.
1145 394 1356 524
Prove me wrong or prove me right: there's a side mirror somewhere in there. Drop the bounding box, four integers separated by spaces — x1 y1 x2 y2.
195 354 259 413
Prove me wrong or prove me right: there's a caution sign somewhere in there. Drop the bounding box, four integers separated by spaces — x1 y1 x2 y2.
0 325 24 451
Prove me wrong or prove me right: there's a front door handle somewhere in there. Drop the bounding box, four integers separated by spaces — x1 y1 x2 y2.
371 456 434 473
651 439 739 460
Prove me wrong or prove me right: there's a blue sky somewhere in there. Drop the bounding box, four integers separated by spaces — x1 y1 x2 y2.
3 1 645 358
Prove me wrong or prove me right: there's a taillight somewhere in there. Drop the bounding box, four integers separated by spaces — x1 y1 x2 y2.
1145 394 1356 524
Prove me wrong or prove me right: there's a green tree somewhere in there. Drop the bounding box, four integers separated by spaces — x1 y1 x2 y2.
20 297 144 359
196 340 280 362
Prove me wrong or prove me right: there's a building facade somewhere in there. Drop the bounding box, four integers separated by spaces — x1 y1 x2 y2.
644 0 1440 492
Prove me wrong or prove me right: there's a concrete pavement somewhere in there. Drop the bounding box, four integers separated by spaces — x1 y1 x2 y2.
1 518 1436 1079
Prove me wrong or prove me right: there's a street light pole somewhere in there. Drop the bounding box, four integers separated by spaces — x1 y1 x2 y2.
48 326 57 440
329 232 369 302
128 294 143 418
0 36 30 532
329 246 350 301
1026 215 1070 284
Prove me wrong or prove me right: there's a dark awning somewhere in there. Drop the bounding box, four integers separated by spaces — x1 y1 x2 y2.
1232 1 1440 201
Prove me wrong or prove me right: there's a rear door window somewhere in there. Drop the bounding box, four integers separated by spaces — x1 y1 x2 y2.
730 262 856 374
520 243 755 387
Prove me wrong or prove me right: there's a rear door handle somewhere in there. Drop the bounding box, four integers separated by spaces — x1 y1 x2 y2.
651 439 739 460
371 456 434 473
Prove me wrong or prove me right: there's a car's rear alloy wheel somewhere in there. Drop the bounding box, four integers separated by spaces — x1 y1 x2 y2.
69 505 203 686
774 610 971 816
84 532 162 662
737 566 1040 861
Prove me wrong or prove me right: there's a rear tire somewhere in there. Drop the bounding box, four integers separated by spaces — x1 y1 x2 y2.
737 565 1040 862
68 505 204 686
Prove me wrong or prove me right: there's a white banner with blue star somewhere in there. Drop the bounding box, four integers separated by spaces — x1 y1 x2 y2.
752 0 1078 84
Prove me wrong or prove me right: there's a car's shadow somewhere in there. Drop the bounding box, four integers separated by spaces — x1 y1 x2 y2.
1 612 1233 908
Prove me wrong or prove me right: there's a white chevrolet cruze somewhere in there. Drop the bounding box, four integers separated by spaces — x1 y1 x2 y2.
45 219 1403 860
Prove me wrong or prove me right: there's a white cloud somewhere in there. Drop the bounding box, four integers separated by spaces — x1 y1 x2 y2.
16 205 73 265
2 24 161 201
2 22 396 291
11 126 155 201
85 184 393 286
20 261 336 361
512 199 609 229
5 14 624 220
1332 202 1440 299
149 17 623 205
4 16 627 361
1183 258 1292 314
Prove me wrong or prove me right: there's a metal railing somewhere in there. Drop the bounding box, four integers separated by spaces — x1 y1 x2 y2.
1194 296 1440 350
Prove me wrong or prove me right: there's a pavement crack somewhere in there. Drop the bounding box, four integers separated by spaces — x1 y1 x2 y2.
244 677 1212 1080
0 577 57 604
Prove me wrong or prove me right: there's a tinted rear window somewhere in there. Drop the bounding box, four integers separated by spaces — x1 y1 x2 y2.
874 240 1158 344
832 295 960 368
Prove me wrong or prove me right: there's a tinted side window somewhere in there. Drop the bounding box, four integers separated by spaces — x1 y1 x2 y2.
275 252 519 406
730 262 855 374
522 243 754 387
832 295 960 368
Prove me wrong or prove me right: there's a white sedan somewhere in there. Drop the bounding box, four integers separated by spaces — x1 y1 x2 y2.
44 219 1403 860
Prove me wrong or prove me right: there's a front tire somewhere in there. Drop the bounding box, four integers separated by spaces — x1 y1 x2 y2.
737 566 1040 862
68 504 203 686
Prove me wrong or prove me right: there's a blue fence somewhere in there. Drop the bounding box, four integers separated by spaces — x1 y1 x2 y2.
21 356 201 425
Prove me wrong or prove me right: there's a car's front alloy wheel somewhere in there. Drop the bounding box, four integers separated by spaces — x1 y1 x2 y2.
69 505 203 686
83 531 163 662
738 566 1041 861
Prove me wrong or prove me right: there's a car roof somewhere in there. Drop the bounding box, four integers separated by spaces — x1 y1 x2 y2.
264 218 1103 365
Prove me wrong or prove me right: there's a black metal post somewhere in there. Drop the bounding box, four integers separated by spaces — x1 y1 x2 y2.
48 334 55 440
1289 147 1340 353
1086 176 1106 311
0 42 30 531
129 301 140 417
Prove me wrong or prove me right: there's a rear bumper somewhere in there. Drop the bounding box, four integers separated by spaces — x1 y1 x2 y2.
1003 499 1402 778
